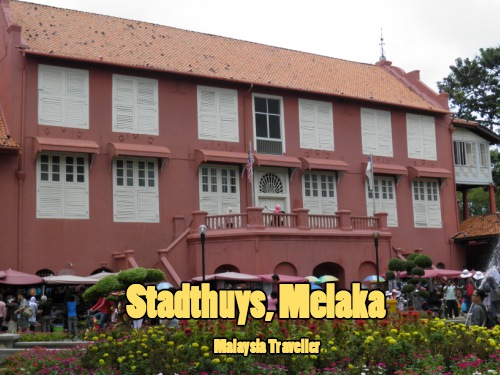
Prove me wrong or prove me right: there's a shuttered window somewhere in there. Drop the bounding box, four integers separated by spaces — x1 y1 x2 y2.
113 158 159 222
407 114 437 160
412 179 442 228
199 165 240 215
197 86 238 142
302 172 337 214
37 153 89 218
299 99 334 150
112 75 159 135
366 177 398 227
361 108 392 157
254 95 284 155
38 65 89 129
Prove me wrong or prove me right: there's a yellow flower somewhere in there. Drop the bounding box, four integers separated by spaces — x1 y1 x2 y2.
226 357 234 363
192 342 199 348
390 329 398 334
212 358 220 364
131 366 136 371
168 341 174 347
331 346 337 352
99 359 105 365
348 364 354 369
103 353 109 358
203 353 209 357
92 336 99 341
310 355 317 360
201 345 209 352
388 338 397 345
143 353 148 358
107 336 113 341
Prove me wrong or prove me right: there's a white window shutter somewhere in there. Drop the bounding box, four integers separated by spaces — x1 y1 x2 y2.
39 68 65 126
381 201 398 227
65 186 88 218
427 202 442 228
198 88 218 139
37 184 63 218
65 71 88 128
303 198 321 214
221 196 240 214
321 200 338 215
137 190 159 222
114 188 136 222
316 103 334 150
137 80 158 134
361 109 378 154
413 202 428 228
407 115 421 158
421 117 437 160
200 196 220 215
218 91 238 141
299 100 317 148
376 111 393 157
114 77 135 132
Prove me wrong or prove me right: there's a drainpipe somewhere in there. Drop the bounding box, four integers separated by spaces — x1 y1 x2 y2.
16 53 26 270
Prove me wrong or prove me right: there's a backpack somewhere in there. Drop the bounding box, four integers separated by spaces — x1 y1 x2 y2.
479 305 498 329
22 307 34 319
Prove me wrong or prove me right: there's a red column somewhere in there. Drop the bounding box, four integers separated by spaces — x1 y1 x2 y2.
489 185 497 214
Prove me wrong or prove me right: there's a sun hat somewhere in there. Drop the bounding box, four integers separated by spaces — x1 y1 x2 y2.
391 289 401 298
460 269 473 278
473 271 485 280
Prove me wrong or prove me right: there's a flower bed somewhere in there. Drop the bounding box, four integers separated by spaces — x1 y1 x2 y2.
1 312 499 374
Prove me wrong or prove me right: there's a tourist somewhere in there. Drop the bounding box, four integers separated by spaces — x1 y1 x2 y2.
5 297 18 334
467 289 487 327
90 296 111 329
267 291 278 311
443 279 459 318
39 295 52 333
14 294 29 333
66 295 78 339
482 268 500 319
28 296 38 332
0 294 6 332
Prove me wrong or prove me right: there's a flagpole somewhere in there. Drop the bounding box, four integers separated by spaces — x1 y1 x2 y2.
371 153 376 216
249 142 254 207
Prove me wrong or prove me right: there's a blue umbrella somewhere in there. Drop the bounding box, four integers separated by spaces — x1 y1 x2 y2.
157 281 174 290
310 283 322 291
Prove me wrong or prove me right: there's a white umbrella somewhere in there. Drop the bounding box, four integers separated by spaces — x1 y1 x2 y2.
43 275 99 285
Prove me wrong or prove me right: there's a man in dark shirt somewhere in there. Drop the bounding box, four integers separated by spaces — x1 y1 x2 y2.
39 295 53 333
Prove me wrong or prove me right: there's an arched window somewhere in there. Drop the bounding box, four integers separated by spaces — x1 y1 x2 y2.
259 173 283 194
36 268 55 277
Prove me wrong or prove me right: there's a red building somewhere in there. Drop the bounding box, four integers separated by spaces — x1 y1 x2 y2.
0 0 480 286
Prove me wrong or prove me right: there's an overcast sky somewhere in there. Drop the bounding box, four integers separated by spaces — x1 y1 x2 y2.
19 0 500 92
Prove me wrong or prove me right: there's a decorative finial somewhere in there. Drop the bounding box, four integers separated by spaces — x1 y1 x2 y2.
379 28 386 61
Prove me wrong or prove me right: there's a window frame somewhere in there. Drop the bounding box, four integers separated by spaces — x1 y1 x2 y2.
38 64 89 129
411 179 442 228
407 114 437 160
198 164 240 215
197 86 239 142
252 94 286 154
298 98 334 151
302 171 338 214
36 152 89 219
112 74 159 135
360 108 393 157
113 156 159 223
366 176 398 227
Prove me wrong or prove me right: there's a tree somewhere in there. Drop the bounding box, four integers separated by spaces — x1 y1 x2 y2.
437 46 500 131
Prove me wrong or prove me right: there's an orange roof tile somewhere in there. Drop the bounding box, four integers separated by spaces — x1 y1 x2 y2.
453 214 500 241
10 1 445 113
0 109 20 150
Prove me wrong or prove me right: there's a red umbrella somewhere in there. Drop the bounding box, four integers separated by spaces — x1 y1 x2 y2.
0 269 44 285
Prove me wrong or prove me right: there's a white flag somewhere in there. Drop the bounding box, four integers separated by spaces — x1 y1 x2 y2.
366 154 374 191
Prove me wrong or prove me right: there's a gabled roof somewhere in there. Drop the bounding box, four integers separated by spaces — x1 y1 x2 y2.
453 214 500 241
452 117 500 145
0 108 20 151
8 1 447 113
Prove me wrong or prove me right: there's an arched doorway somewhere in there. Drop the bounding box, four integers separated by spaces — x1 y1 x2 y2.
214 264 240 273
274 262 297 276
312 262 344 288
